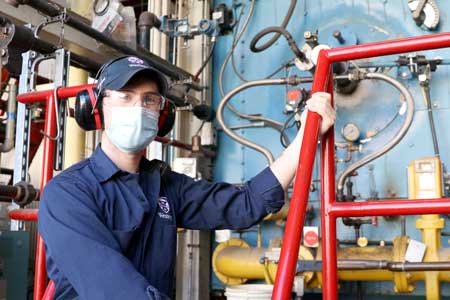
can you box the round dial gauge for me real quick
[341,123,361,142]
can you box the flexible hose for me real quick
[337,72,415,192]
[193,41,216,81]
[219,0,255,97]
[250,26,306,61]
[249,0,297,53]
[218,0,291,151]
[217,77,311,164]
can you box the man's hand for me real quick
[271,92,336,190]
[300,92,336,135]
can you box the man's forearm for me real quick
[269,126,305,190]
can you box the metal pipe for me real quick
[42,281,55,300]
[327,33,450,63]
[421,82,440,157]
[0,182,39,205]
[1,16,190,105]
[0,16,100,72]
[8,208,37,221]
[320,69,338,300]
[32,93,58,300]
[216,122,290,146]
[329,198,450,217]
[0,79,16,152]
[155,136,215,158]
[17,0,193,80]
[305,260,450,272]
[17,84,96,103]
[272,55,331,300]
[217,77,310,164]
[337,72,415,192]
[0,184,21,198]
[137,12,161,49]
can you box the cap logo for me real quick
[128,57,145,65]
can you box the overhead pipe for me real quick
[14,0,193,80]
[0,16,100,72]
[336,72,415,197]
[0,16,196,107]
[273,32,450,300]
[137,12,162,49]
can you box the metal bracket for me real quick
[33,9,68,47]
[53,48,69,171]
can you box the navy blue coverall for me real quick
[38,146,285,299]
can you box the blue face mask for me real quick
[105,106,159,153]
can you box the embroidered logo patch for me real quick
[158,197,170,214]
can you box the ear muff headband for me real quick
[87,87,102,129]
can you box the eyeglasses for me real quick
[104,90,165,110]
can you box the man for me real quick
[38,56,335,300]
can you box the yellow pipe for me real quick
[213,238,314,285]
[417,214,444,300]
[213,237,450,291]
[215,246,267,280]
[408,157,444,300]
[63,0,90,168]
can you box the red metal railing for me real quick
[273,32,450,300]
[8,83,214,300]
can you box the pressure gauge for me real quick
[408,0,440,30]
[93,0,110,16]
[341,123,360,142]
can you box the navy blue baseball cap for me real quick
[96,56,168,96]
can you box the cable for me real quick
[279,110,298,148]
[250,26,305,61]
[219,0,256,93]
[194,120,205,137]
[193,40,216,81]
[279,96,307,148]
[249,0,297,53]
[217,76,312,164]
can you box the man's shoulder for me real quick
[43,158,95,193]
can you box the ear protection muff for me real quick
[157,99,176,137]
[74,56,176,137]
[74,86,104,131]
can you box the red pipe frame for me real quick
[273,32,450,300]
